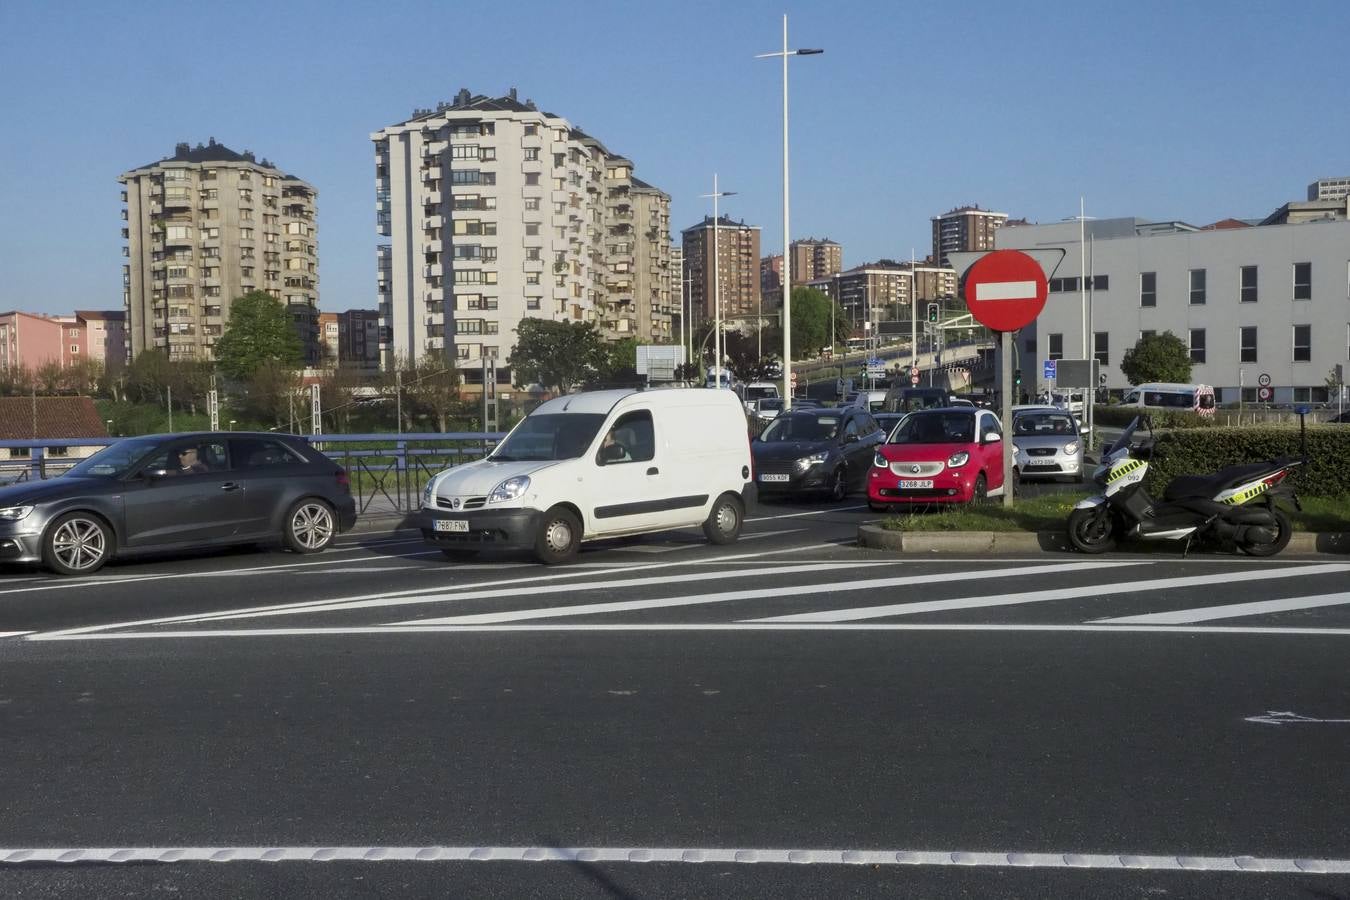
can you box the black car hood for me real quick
[752,440,834,462]
[0,476,108,506]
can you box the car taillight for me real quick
[335,468,351,492]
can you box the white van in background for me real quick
[1118,383,1216,416]
[741,381,780,415]
[420,389,752,563]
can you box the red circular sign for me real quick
[963,250,1048,333]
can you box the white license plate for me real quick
[899,479,934,489]
[1026,459,1058,466]
[759,473,791,483]
[434,519,470,533]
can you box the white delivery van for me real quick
[420,389,752,563]
[741,381,780,415]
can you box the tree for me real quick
[1119,331,1193,385]
[239,359,302,428]
[401,352,465,433]
[788,286,841,361]
[213,290,303,381]
[508,319,607,394]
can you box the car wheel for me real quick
[534,505,581,564]
[703,493,744,545]
[43,512,114,577]
[828,467,847,502]
[971,473,988,504]
[283,499,337,553]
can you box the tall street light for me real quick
[757,15,822,409]
[701,176,736,383]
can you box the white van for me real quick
[847,389,889,412]
[741,381,780,415]
[420,389,752,563]
[1118,383,1216,416]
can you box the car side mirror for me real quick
[984,432,1001,444]
[844,433,860,444]
[143,468,171,479]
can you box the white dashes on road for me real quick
[1098,591,1350,625]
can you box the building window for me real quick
[525,272,540,285]
[1188,328,1205,364]
[1139,272,1156,307]
[524,124,538,136]
[524,197,540,210]
[1140,330,1156,341]
[1047,332,1063,361]
[525,223,540,236]
[524,173,540,186]
[1240,265,1258,303]
[1292,324,1311,362]
[1189,268,1206,305]
[525,247,541,261]
[523,148,539,161]
[526,297,541,310]
[1293,262,1311,300]
[1240,326,1258,363]
[1048,277,1080,294]
[1093,331,1109,367]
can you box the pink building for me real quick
[0,310,127,372]
[75,310,128,370]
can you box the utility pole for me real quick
[167,384,173,434]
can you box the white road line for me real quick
[408,562,1134,626]
[747,505,867,522]
[1098,591,1350,625]
[26,545,845,639]
[37,623,1350,639]
[0,631,33,638]
[752,563,1350,623]
[0,844,1345,873]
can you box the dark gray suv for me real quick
[0,432,357,576]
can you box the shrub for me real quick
[1093,405,1215,429]
[1145,426,1350,498]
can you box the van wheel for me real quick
[534,506,581,564]
[703,493,744,545]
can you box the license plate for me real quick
[1026,459,1057,467]
[434,519,470,533]
[759,473,791,483]
[899,479,934,489]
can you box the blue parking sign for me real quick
[1042,359,1057,380]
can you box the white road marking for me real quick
[753,563,1350,623]
[37,623,1350,640]
[0,844,1345,873]
[0,631,33,638]
[409,562,1134,626]
[975,280,1039,302]
[1098,591,1350,625]
[1245,710,1350,726]
[26,545,846,639]
[747,505,867,522]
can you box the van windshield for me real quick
[744,385,777,401]
[491,413,608,462]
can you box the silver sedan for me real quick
[1011,408,1084,483]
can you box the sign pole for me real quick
[1000,330,1013,508]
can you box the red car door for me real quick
[980,412,1005,490]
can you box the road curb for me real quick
[858,524,1350,555]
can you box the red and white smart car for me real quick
[867,408,1007,510]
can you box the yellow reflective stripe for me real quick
[1107,459,1144,481]
[1221,483,1269,505]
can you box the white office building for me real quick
[997,217,1350,404]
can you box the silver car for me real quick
[1011,408,1084,483]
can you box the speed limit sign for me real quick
[1258,373,1272,387]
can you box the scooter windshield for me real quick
[1106,417,1143,457]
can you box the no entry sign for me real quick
[962,250,1048,333]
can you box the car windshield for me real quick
[1013,412,1077,436]
[888,412,975,444]
[757,398,784,412]
[745,386,777,401]
[63,437,164,478]
[760,413,840,443]
[491,413,607,462]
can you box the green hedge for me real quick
[1093,405,1216,429]
[1146,426,1350,498]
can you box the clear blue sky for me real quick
[2,0,1346,315]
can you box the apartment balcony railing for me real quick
[424,215,444,230]
[421,167,442,182]
[424,263,443,278]
[423,239,443,254]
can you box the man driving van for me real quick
[599,427,633,464]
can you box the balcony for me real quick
[425,287,443,303]
[421,167,442,182]
[424,190,442,205]
[424,215,444,230]
[424,263,443,278]
[421,141,448,158]
[423,239,443,254]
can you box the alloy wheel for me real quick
[51,517,107,572]
[292,503,335,550]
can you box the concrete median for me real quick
[859,523,1349,555]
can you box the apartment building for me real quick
[372,89,672,373]
[760,254,784,309]
[790,238,843,284]
[681,216,762,324]
[119,140,320,363]
[0,311,126,372]
[1308,177,1350,202]
[808,262,958,331]
[931,205,1008,267]
[629,178,674,342]
[75,311,127,370]
[319,312,341,364]
[339,309,380,368]
[996,216,1350,403]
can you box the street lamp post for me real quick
[701,176,736,385]
[757,15,822,411]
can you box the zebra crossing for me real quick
[24,555,1350,641]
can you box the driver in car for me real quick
[176,447,209,474]
[600,428,633,463]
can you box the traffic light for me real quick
[1013,369,1022,387]
[927,303,939,324]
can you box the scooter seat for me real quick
[1162,461,1276,502]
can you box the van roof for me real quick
[1134,383,1207,391]
[532,388,742,416]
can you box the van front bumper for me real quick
[418,507,542,550]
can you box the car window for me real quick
[140,439,229,476]
[889,412,975,444]
[1014,413,1075,435]
[844,417,861,437]
[980,415,1002,439]
[598,410,654,465]
[232,438,306,469]
[761,413,841,443]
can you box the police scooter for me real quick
[1067,415,1304,556]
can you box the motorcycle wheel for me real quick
[1068,505,1116,554]
[1238,509,1293,557]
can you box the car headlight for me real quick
[1011,443,1021,456]
[1063,441,1080,455]
[873,452,887,468]
[422,481,436,509]
[947,451,970,467]
[799,452,829,468]
[488,475,530,504]
[0,505,33,521]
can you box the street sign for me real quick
[1098,371,1108,386]
[910,375,920,385]
[867,356,882,367]
[1042,359,1056,380]
[962,249,1049,333]
[909,366,919,377]
[1054,359,1097,389]
[789,372,798,385]
[1257,386,1273,402]
[1258,373,1272,387]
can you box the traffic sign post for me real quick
[1042,359,1056,382]
[964,250,1051,509]
[1258,386,1273,403]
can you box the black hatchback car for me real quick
[751,408,886,500]
[0,432,356,576]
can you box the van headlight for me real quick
[488,475,530,504]
[0,505,33,521]
[422,480,436,509]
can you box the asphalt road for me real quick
[2,493,1348,898]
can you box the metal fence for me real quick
[0,433,506,515]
